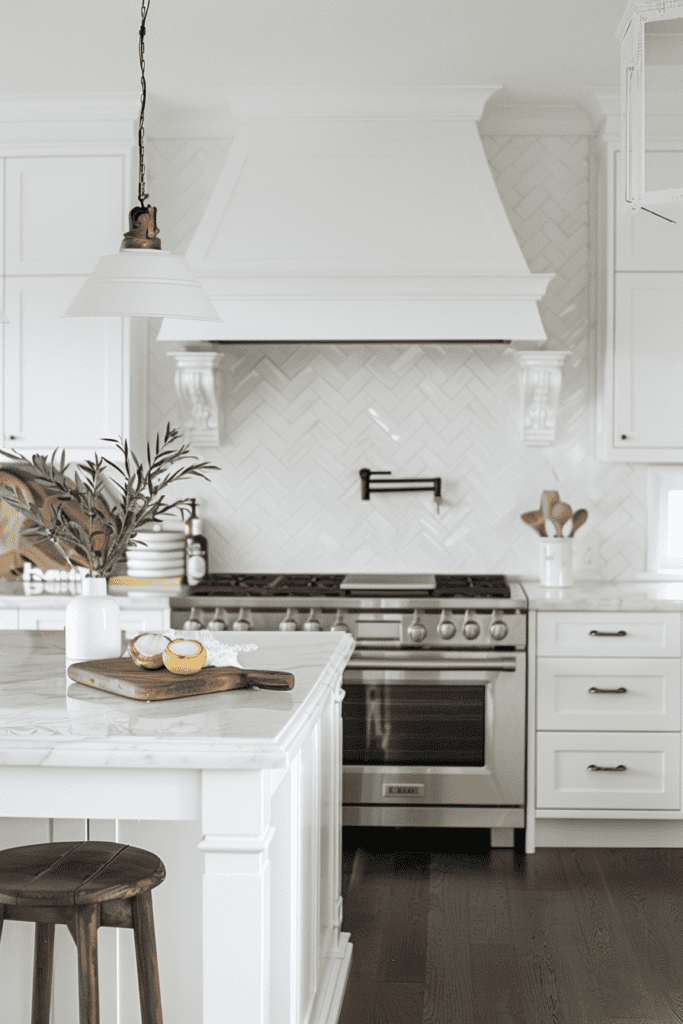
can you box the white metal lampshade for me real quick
[64,248,221,320]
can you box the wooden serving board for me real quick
[67,658,295,701]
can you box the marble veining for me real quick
[0,630,355,769]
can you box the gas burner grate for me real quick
[187,574,345,597]
[187,573,511,599]
[435,575,511,599]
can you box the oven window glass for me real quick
[342,683,485,767]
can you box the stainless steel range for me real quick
[171,573,527,837]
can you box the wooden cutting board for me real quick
[67,658,295,701]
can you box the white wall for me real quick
[145,125,649,579]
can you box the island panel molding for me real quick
[168,351,224,447]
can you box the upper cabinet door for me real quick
[615,150,683,271]
[4,156,126,275]
[2,276,124,454]
[613,272,683,451]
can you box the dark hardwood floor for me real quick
[338,827,683,1024]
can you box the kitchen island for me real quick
[0,629,354,1024]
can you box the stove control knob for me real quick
[462,611,480,641]
[303,609,322,631]
[489,613,508,641]
[279,608,299,631]
[182,607,203,630]
[207,607,226,630]
[437,611,456,640]
[232,608,252,631]
[330,610,350,632]
[407,610,427,644]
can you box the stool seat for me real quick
[0,840,165,1023]
[0,841,165,906]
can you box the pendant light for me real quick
[65,1,221,321]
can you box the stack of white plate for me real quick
[126,529,186,579]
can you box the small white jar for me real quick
[539,537,573,587]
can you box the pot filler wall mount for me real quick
[171,574,528,842]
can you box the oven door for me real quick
[342,654,526,808]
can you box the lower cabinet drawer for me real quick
[536,732,681,810]
[537,658,681,731]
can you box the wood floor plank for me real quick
[561,848,662,1022]
[372,982,424,1024]
[422,852,476,1024]
[595,848,683,1023]
[381,850,430,984]
[470,941,523,1024]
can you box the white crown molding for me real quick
[479,102,594,136]
[0,91,139,145]
[215,86,502,122]
[168,351,224,447]
[590,86,683,141]
[506,350,570,446]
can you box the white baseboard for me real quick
[535,817,683,848]
[310,935,353,1024]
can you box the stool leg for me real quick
[31,922,55,1024]
[74,904,100,1024]
[132,890,163,1024]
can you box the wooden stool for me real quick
[0,840,165,1024]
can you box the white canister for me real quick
[539,537,573,587]
[65,577,122,684]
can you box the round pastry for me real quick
[162,638,207,675]
[128,632,172,670]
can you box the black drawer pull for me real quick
[589,629,627,637]
[587,764,627,772]
[588,686,627,694]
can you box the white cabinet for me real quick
[598,142,683,460]
[0,124,145,462]
[536,610,683,818]
[3,277,126,456]
[612,273,683,451]
[4,156,125,275]
[1,602,169,635]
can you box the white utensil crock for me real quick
[65,577,121,685]
[539,537,573,587]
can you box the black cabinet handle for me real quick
[587,764,626,772]
[588,686,627,694]
[589,629,627,637]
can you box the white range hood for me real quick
[158,88,552,343]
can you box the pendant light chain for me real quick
[137,0,151,206]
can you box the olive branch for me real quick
[0,424,219,578]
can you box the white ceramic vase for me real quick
[65,576,122,665]
[539,537,573,587]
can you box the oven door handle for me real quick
[347,659,518,671]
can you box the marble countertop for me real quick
[521,579,683,611]
[0,579,171,609]
[0,630,355,770]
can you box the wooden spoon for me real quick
[550,501,573,538]
[540,490,560,520]
[568,508,588,536]
[520,510,547,537]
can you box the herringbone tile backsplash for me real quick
[147,133,648,579]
